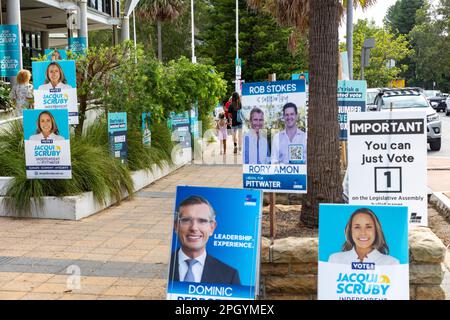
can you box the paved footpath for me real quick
[0,165,241,300]
[0,151,449,299]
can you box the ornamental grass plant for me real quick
[0,116,175,215]
[0,120,132,215]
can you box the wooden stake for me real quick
[270,192,276,243]
[340,141,347,170]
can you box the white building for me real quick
[1,0,134,70]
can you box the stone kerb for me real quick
[260,227,447,300]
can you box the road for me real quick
[428,112,450,158]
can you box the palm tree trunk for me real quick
[300,0,343,227]
[157,20,162,61]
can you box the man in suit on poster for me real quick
[168,195,241,285]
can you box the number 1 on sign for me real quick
[384,171,391,188]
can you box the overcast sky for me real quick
[339,0,398,42]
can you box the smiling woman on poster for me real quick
[29,111,64,141]
[38,62,72,90]
[328,208,399,265]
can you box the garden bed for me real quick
[0,156,190,220]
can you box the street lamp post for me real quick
[235,0,241,94]
[360,37,375,80]
[346,0,353,80]
[191,0,196,63]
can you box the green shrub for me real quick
[126,119,174,171]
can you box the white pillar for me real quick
[41,31,49,50]
[6,0,23,72]
[120,15,130,42]
[79,0,88,47]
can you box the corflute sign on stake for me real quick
[167,186,262,300]
[32,60,78,125]
[318,204,409,300]
[347,111,427,226]
[241,79,307,193]
[338,80,366,140]
[23,109,72,179]
[108,112,128,163]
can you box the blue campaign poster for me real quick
[0,25,20,77]
[141,112,151,147]
[241,79,307,193]
[23,109,72,179]
[108,112,127,163]
[318,204,409,300]
[338,80,367,140]
[32,60,77,89]
[292,72,309,84]
[32,60,78,124]
[168,111,191,148]
[190,105,200,139]
[167,186,263,300]
[44,49,68,61]
[68,37,87,56]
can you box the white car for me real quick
[446,95,450,116]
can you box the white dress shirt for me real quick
[178,249,207,283]
[271,128,307,164]
[328,248,400,265]
[243,129,270,164]
[38,82,72,90]
[29,132,64,141]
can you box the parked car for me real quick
[366,88,381,111]
[423,89,447,113]
[371,88,442,151]
[446,95,450,116]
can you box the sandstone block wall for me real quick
[260,227,447,300]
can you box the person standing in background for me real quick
[9,69,34,117]
[227,92,243,154]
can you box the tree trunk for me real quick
[300,0,343,227]
[75,94,88,136]
[157,20,162,61]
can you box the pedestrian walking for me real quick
[227,92,243,154]
[216,113,228,155]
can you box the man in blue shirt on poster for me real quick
[169,195,241,285]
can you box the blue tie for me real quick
[184,259,198,282]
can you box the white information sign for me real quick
[347,111,427,226]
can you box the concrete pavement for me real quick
[0,164,242,300]
[0,150,448,299]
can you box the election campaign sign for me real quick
[0,25,20,77]
[338,80,366,140]
[108,112,127,163]
[32,60,78,125]
[44,49,68,61]
[141,112,151,147]
[167,186,262,300]
[68,37,87,56]
[347,111,427,226]
[318,204,409,300]
[168,111,191,148]
[190,105,200,139]
[23,109,72,179]
[241,79,307,193]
